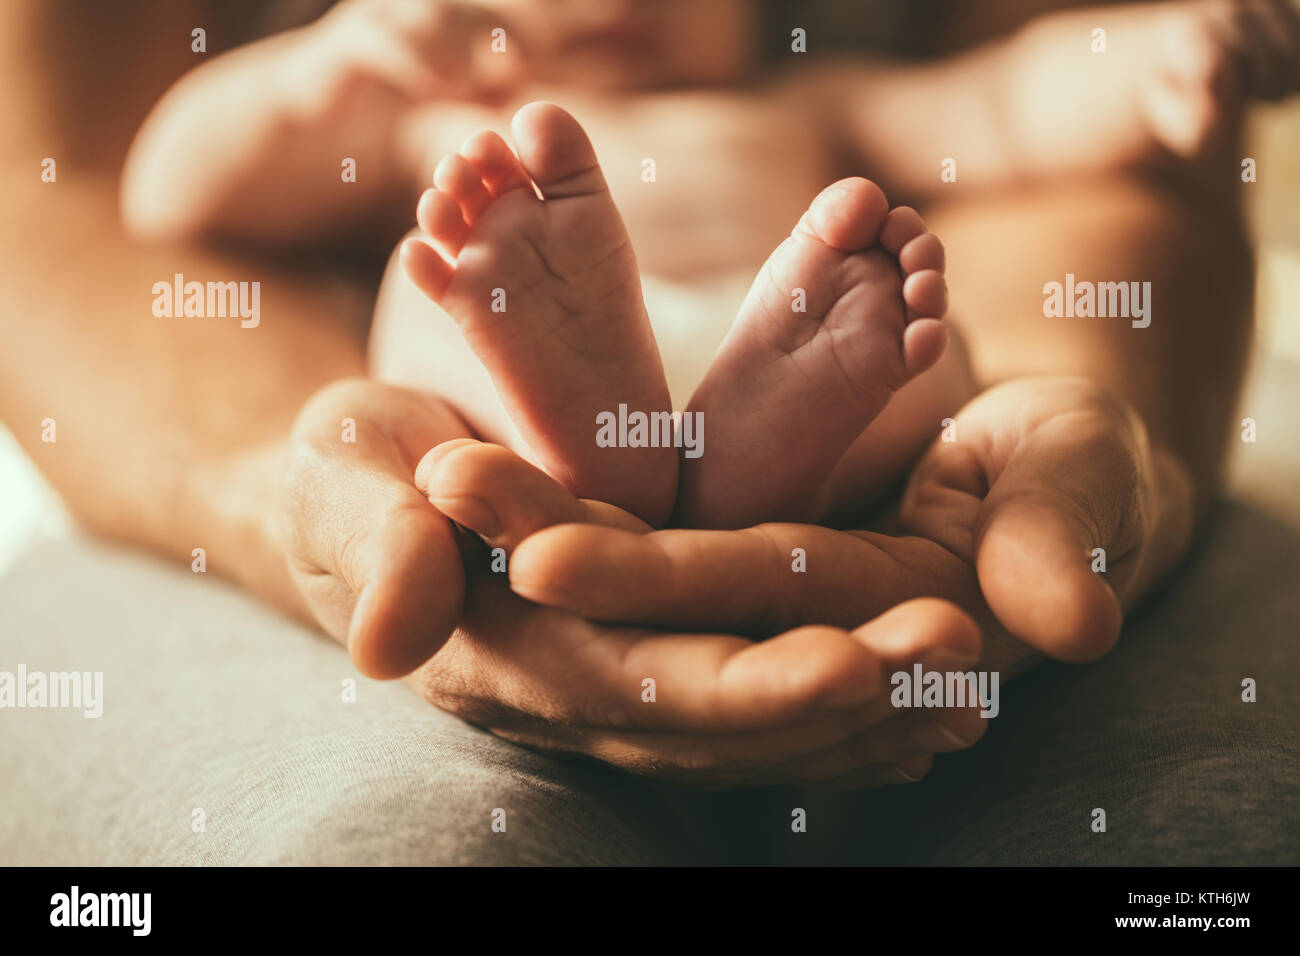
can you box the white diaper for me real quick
[640,269,752,409]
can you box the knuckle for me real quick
[292,377,371,439]
[739,524,801,630]
[415,657,498,724]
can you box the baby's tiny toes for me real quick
[903,269,948,319]
[899,232,945,275]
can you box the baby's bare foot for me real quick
[402,102,676,526]
[675,178,947,529]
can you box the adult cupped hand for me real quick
[417,439,994,788]
[279,377,988,787]
[470,377,1196,678]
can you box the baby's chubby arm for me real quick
[120,0,522,249]
[793,25,1135,201]
[799,1,1300,203]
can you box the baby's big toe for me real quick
[797,177,890,252]
[510,101,608,199]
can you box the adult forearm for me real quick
[929,170,1252,521]
[0,180,368,616]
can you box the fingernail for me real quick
[907,721,973,753]
[819,676,884,711]
[422,438,482,470]
[511,580,582,613]
[429,495,501,539]
[416,438,482,489]
[893,762,925,783]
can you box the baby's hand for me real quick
[308,0,528,108]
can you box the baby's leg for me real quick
[813,323,977,527]
[674,179,949,529]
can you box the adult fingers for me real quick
[779,600,989,783]
[900,378,1194,661]
[508,519,972,636]
[416,439,650,553]
[478,599,981,787]
[282,380,471,678]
